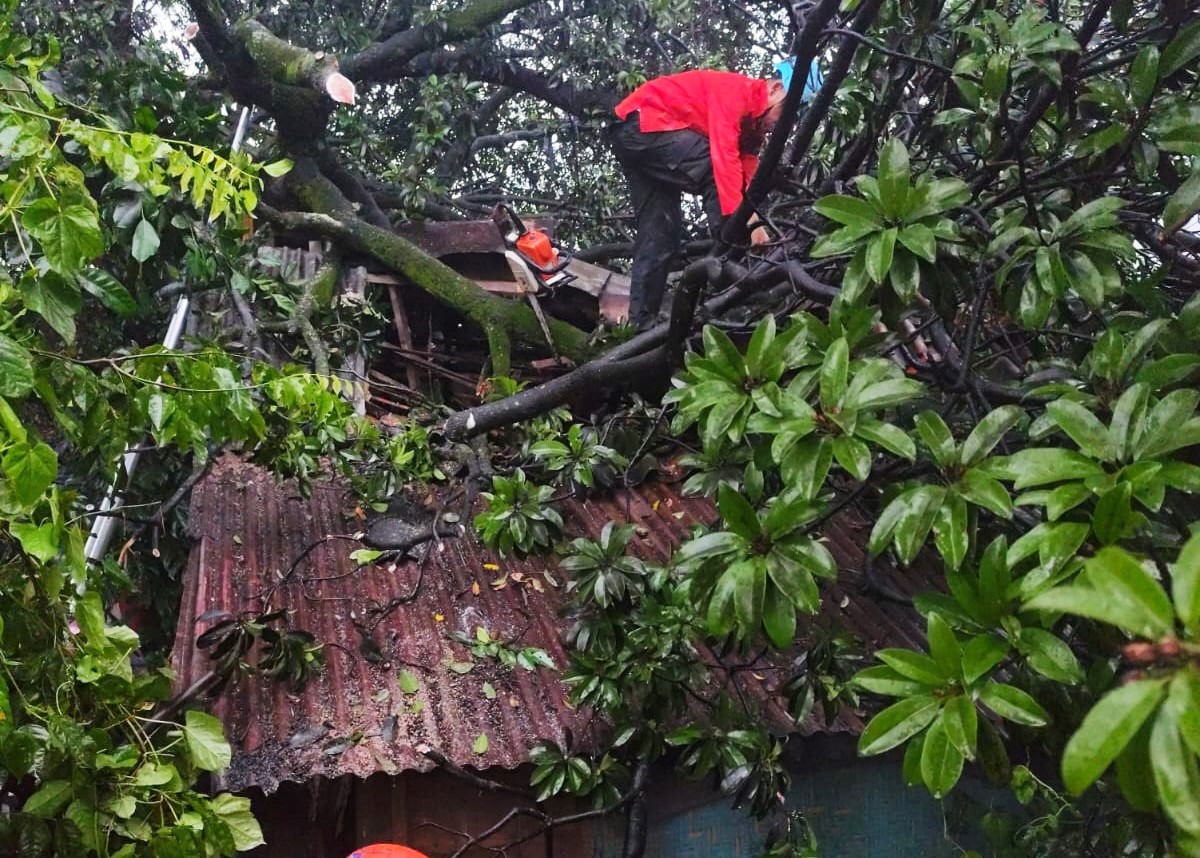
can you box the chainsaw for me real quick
[492,204,576,362]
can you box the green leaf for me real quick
[1150,705,1200,834]
[1116,722,1158,812]
[1062,678,1166,795]
[853,665,934,696]
[21,197,103,276]
[78,268,136,317]
[743,315,776,378]
[1016,627,1083,684]
[876,648,945,686]
[3,441,57,507]
[819,338,849,409]
[1161,18,1200,77]
[20,273,80,343]
[1092,482,1132,546]
[895,486,945,565]
[1129,45,1159,109]
[832,435,872,482]
[734,559,766,637]
[1066,251,1105,308]
[908,178,970,219]
[858,695,940,756]
[1174,532,1200,635]
[211,793,266,851]
[24,780,73,818]
[897,223,937,263]
[961,635,1008,685]
[184,710,232,771]
[933,493,969,572]
[979,682,1050,726]
[1085,548,1174,638]
[958,469,1013,518]
[1168,669,1200,759]
[916,412,956,468]
[134,761,177,787]
[877,138,910,219]
[888,249,920,302]
[1108,384,1149,461]
[927,613,962,680]
[855,418,916,460]
[920,716,964,797]
[0,335,35,398]
[865,227,897,284]
[399,669,420,694]
[131,219,160,263]
[1152,104,1200,155]
[813,194,883,228]
[263,158,295,177]
[718,483,761,541]
[1006,448,1104,490]
[11,522,59,562]
[961,405,1023,467]
[853,378,922,410]
[868,489,915,555]
[1061,197,1125,237]
[677,531,741,565]
[1164,163,1200,235]
[1047,399,1112,460]
[762,585,796,648]
[473,733,489,754]
[942,695,978,759]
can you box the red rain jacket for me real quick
[615,70,769,216]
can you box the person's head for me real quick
[742,78,786,149]
[760,78,787,131]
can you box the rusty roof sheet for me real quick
[172,455,935,793]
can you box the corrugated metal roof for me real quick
[172,455,935,793]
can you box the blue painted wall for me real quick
[594,746,952,857]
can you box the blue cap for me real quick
[774,57,823,104]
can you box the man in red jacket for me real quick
[610,69,786,329]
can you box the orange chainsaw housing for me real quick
[348,846,429,858]
[514,229,558,272]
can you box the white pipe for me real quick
[85,297,191,564]
[231,106,251,153]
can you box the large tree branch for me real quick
[435,87,516,186]
[406,50,616,116]
[342,0,537,82]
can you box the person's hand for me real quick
[750,222,771,245]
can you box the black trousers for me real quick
[609,113,724,328]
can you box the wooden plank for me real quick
[394,215,556,258]
[387,285,422,392]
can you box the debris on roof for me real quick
[172,455,936,793]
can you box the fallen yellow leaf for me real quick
[471,582,481,596]
[530,577,544,593]
[434,613,444,622]
[483,562,499,571]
